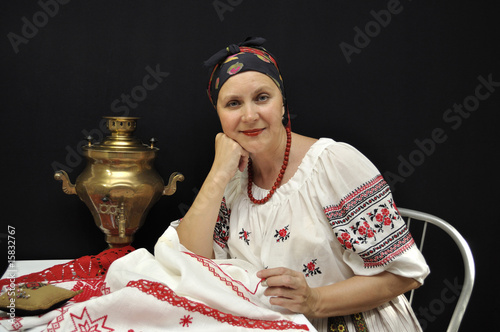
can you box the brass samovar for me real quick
[54,116,184,248]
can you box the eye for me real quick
[256,94,270,102]
[226,100,240,108]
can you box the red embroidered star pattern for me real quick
[179,315,193,327]
[69,307,114,332]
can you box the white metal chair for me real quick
[398,208,475,332]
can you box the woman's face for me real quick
[216,71,285,155]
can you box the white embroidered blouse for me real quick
[213,138,430,331]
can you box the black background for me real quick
[1,1,498,330]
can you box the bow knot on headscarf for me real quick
[226,44,240,55]
[203,36,266,67]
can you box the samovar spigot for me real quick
[117,202,126,238]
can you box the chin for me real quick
[243,141,269,156]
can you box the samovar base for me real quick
[105,234,136,248]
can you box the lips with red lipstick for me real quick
[241,128,265,137]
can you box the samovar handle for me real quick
[54,170,77,195]
[163,172,184,196]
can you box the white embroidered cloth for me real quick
[0,229,313,331]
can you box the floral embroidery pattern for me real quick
[179,315,193,327]
[327,313,368,332]
[302,259,321,277]
[336,201,400,251]
[274,225,290,242]
[323,175,416,268]
[336,231,359,251]
[239,228,251,245]
[366,202,397,232]
[343,201,399,249]
[352,312,369,331]
[352,220,376,243]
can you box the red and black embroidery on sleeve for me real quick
[323,175,415,269]
[214,197,231,249]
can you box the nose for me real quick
[241,103,259,122]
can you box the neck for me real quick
[250,127,290,189]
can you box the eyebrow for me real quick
[253,86,273,95]
[221,85,274,101]
[219,94,241,103]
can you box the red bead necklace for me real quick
[247,127,291,204]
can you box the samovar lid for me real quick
[84,116,157,152]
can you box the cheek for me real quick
[264,103,285,124]
[218,112,239,133]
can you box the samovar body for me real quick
[55,117,183,247]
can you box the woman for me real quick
[175,37,429,331]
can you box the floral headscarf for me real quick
[205,37,286,113]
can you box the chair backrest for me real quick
[398,208,475,332]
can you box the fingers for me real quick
[257,267,316,315]
[258,267,297,287]
[238,153,249,172]
[213,133,249,178]
[215,133,247,159]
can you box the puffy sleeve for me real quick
[316,141,430,284]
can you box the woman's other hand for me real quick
[258,268,420,318]
[257,267,319,317]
